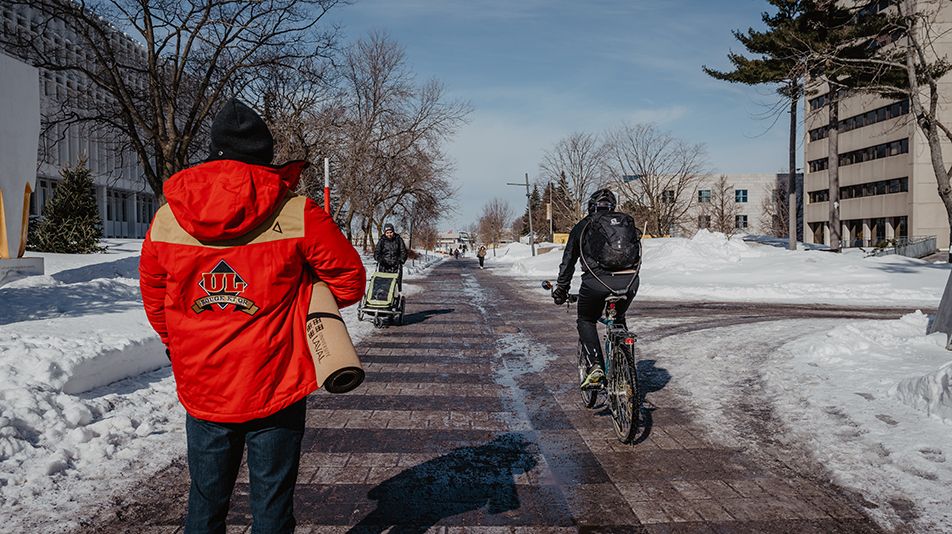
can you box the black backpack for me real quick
[581,212,641,271]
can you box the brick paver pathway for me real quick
[88,258,889,533]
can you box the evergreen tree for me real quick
[704,0,813,251]
[551,171,577,232]
[519,185,544,237]
[28,161,104,253]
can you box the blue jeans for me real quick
[185,399,306,534]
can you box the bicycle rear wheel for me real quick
[608,340,640,443]
[577,342,598,408]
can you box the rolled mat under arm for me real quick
[306,281,365,394]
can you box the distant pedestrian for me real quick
[139,98,365,534]
[477,246,487,269]
[453,248,460,260]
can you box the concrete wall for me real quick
[0,52,39,258]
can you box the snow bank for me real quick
[894,360,952,424]
[772,313,952,529]
[492,230,951,307]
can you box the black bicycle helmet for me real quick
[587,188,617,214]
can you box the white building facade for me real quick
[1,3,157,239]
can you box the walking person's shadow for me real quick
[348,433,538,533]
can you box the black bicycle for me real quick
[543,280,641,443]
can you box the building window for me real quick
[735,215,748,229]
[809,176,907,203]
[808,189,830,203]
[698,190,711,203]
[807,100,909,142]
[808,158,829,173]
[839,138,908,166]
[735,189,748,203]
[662,190,675,204]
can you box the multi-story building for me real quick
[1,3,157,239]
[802,1,952,249]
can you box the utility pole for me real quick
[546,181,553,241]
[507,173,535,256]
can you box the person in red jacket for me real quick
[139,98,365,534]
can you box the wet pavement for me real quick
[80,258,921,533]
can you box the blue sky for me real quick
[330,0,799,229]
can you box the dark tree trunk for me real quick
[788,94,798,250]
[827,91,841,251]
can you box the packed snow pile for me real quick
[491,231,952,306]
[893,357,952,424]
[770,312,952,529]
[0,239,412,532]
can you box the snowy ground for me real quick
[490,231,952,307]
[646,315,952,531]
[490,231,952,531]
[0,240,440,533]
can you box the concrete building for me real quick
[690,173,786,235]
[615,173,794,237]
[1,3,157,239]
[803,1,952,249]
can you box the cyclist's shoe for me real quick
[580,366,605,390]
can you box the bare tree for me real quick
[331,32,469,249]
[478,198,513,256]
[0,0,343,201]
[760,181,790,238]
[705,175,741,237]
[606,123,708,236]
[414,221,438,252]
[539,132,609,222]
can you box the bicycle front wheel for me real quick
[608,341,640,443]
[577,342,598,408]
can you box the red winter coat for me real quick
[139,159,365,423]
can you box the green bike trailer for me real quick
[357,270,406,327]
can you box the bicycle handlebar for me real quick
[540,280,578,305]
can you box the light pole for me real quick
[507,173,535,256]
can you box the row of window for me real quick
[809,89,847,111]
[697,215,748,230]
[807,177,908,203]
[697,189,748,203]
[807,137,908,172]
[808,99,909,141]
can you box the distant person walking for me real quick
[477,245,487,269]
[139,98,365,534]
[453,248,460,260]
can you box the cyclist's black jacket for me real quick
[556,213,638,288]
[374,233,407,270]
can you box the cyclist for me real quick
[374,223,407,291]
[552,189,641,389]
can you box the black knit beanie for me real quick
[207,98,274,166]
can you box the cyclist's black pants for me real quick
[577,272,639,369]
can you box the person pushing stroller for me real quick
[374,223,407,291]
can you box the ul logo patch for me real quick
[191,260,260,315]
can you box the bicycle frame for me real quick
[599,298,634,378]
